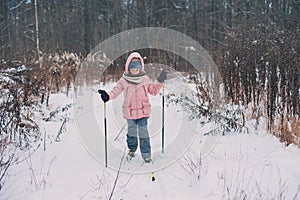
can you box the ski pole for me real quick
[104,102,108,167]
[161,69,169,154]
[162,83,165,153]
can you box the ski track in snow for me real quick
[1,82,300,200]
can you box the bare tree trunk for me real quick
[0,0,9,53]
[34,0,41,67]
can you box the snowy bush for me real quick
[0,52,81,191]
[166,72,248,136]
[0,66,41,190]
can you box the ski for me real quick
[113,124,126,141]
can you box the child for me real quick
[98,52,167,163]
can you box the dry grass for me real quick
[271,115,300,147]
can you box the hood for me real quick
[125,52,145,74]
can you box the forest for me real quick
[0,0,299,191]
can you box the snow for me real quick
[4,65,27,73]
[1,78,300,200]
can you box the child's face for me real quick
[130,68,140,75]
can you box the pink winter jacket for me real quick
[108,52,162,119]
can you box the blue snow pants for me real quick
[126,117,151,160]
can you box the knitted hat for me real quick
[128,60,142,70]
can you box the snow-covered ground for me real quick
[1,79,300,200]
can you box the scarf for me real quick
[123,72,146,84]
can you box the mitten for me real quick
[157,69,168,83]
[98,90,109,102]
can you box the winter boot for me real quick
[144,157,152,163]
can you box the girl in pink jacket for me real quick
[98,52,167,163]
